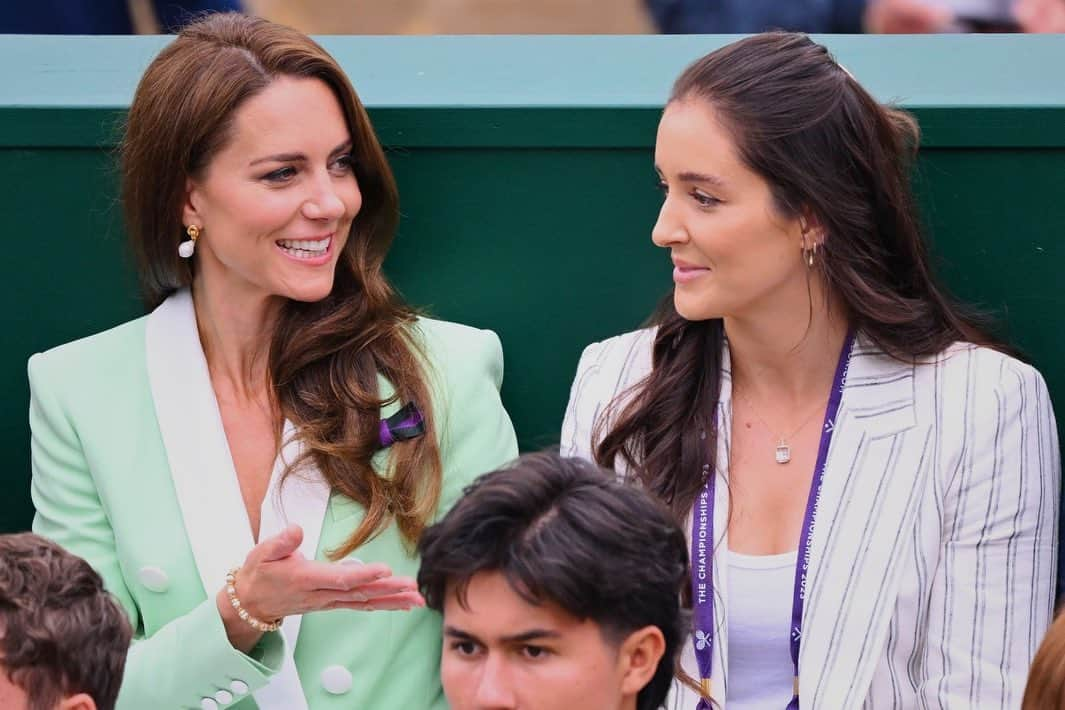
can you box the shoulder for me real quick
[410,316,504,389]
[916,341,1049,400]
[28,317,148,392]
[572,326,657,401]
[576,327,657,380]
[561,327,657,459]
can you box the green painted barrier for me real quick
[2,34,1064,535]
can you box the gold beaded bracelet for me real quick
[225,567,283,633]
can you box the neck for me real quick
[191,277,281,403]
[725,285,850,406]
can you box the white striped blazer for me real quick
[561,328,1060,709]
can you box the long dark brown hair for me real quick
[121,13,441,555]
[596,32,1003,525]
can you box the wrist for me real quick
[226,567,283,633]
[216,587,264,653]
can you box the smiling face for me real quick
[653,98,814,323]
[440,571,655,710]
[182,76,361,304]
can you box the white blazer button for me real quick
[214,690,233,705]
[230,680,249,696]
[137,566,170,593]
[200,699,218,710]
[321,665,353,695]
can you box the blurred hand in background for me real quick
[864,0,955,32]
[1015,0,1065,31]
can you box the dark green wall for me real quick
[2,34,1065,533]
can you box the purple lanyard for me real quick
[691,331,855,709]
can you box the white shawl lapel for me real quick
[146,288,331,710]
[796,335,931,708]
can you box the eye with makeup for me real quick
[261,165,297,184]
[690,189,721,208]
[329,153,355,176]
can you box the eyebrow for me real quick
[248,140,353,167]
[654,166,726,188]
[444,626,562,644]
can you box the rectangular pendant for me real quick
[775,443,791,464]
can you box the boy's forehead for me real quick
[443,570,588,636]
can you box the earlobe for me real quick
[618,625,667,697]
[57,692,97,710]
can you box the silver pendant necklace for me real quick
[733,388,827,464]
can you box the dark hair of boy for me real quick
[418,452,690,710]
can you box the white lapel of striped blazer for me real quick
[794,334,933,708]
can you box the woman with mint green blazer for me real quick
[29,13,517,710]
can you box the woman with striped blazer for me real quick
[561,33,1059,710]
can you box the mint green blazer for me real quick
[29,290,519,710]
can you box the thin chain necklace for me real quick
[733,386,828,464]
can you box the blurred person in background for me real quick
[417,452,690,710]
[0,533,132,710]
[28,11,517,710]
[645,0,1027,33]
[0,0,242,34]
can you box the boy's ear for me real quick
[617,625,667,698]
[58,693,97,710]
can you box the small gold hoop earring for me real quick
[179,224,200,259]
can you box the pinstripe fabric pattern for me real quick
[560,328,1059,710]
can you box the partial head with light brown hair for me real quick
[0,533,132,710]
[1023,610,1065,710]
[121,12,442,555]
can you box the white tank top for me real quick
[726,549,798,709]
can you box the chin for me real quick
[281,279,336,304]
[673,292,722,322]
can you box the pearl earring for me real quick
[179,225,200,258]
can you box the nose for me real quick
[473,654,517,709]
[651,194,688,248]
[301,173,348,222]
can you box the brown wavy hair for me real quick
[596,32,1003,525]
[0,533,132,710]
[121,12,441,555]
[1023,609,1065,710]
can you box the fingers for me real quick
[327,590,427,612]
[301,561,396,592]
[256,524,304,563]
[342,577,420,601]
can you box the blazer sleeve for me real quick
[28,353,285,709]
[560,341,604,462]
[431,325,519,514]
[919,357,1060,707]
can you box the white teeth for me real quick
[278,237,331,251]
[278,236,331,259]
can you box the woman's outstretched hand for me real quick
[216,524,425,652]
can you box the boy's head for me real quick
[0,533,131,710]
[418,453,689,710]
